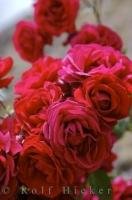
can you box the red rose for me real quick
[74,70,131,124]
[97,25,123,50]
[0,115,21,136]
[70,24,123,50]
[0,57,13,88]
[70,24,99,46]
[14,82,62,132]
[101,132,117,172]
[34,0,79,36]
[18,135,77,198]
[0,155,17,200]
[101,151,117,172]
[59,44,132,84]
[112,177,132,200]
[43,100,110,172]
[0,178,18,200]
[15,56,62,95]
[13,21,51,62]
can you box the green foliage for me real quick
[114,118,129,138]
[88,170,112,200]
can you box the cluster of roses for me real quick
[13,0,79,62]
[2,43,129,199]
[0,0,132,199]
[13,0,123,63]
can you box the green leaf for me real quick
[88,169,112,200]
[114,119,129,138]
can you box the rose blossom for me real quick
[15,56,62,95]
[0,57,13,88]
[0,131,22,155]
[70,24,99,46]
[0,175,18,200]
[13,20,51,62]
[43,100,110,172]
[0,130,21,200]
[18,135,78,198]
[112,177,132,200]
[0,155,17,200]
[70,24,123,50]
[0,115,21,136]
[97,24,123,50]
[82,188,99,200]
[34,0,79,36]
[59,44,132,84]
[14,82,62,132]
[101,151,117,172]
[74,70,131,124]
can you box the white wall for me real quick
[0,0,33,31]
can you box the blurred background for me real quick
[0,0,132,178]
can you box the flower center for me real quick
[91,90,111,111]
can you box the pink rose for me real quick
[43,100,110,172]
[59,44,132,84]
[0,130,21,200]
[0,115,21,136]
[112,177,132,200]
[0,131,22,155]
[82,188,99,200]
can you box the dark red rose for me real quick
[18,135,78,198]
[70,24,99,46]
[69,24,123,50]
[34,0,79,36]
[112,177,132,200]
[0,57,13,88]
[0,155,17,200]
[74,70,131,124]
[15,56,62,95]
[0,178,18,200]
[101,151,117,172]
[43,100,110,173]
[97,24,123,50]
[13,20,51,62]
[101,132,117,172]
[14,82,62,132]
